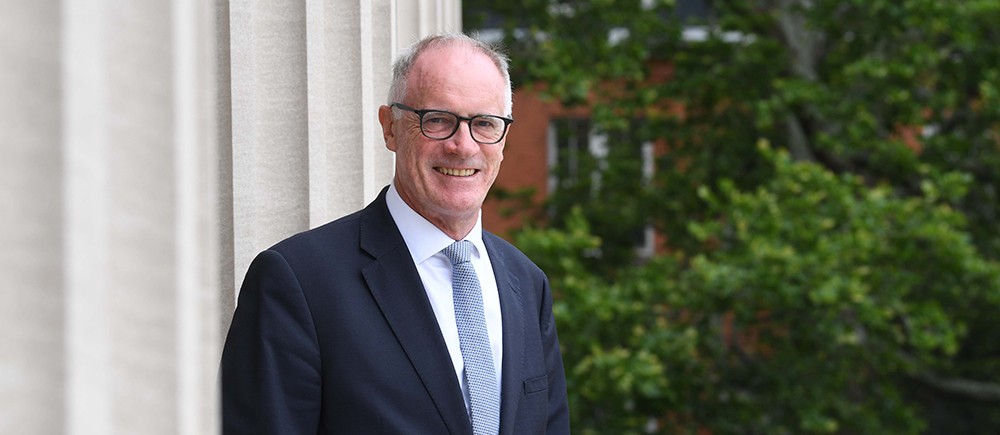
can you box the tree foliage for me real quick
[519,147,1000,434]
[466,0,1000,433]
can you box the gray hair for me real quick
[387,33,513,117]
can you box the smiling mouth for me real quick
[436,167,477,177]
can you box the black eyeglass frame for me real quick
[391,102,514,145]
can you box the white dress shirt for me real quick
[385,183,504,410]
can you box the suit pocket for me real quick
[523,375,548,395]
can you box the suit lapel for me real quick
[485,234,526,435]
[359,189,472,435]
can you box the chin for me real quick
[435,197,485,217]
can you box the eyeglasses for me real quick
[391,103,513,145]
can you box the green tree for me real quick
[465,1,1000,433]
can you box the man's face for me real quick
[379,45,508,235]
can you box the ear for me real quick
[378,105,397,152]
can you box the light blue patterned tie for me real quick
[442,240,500,435]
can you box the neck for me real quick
[426,214,477,241]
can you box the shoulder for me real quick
[270,209,364,258]
[484,231,545,278]
[268,186,396,260]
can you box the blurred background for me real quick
[465,1,1000,434]
[3,0,998,434]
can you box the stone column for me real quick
[60,0,222,433]
[0,1,63,433]
[1,0,222,433]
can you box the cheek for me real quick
[401,143,436,179]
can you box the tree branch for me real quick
[775,0,825,82]
[914,372,1000,402]
[785,113,818,162]
[774,0,828,162]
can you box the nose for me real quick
[443,119,479,156]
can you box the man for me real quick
[221,33,570,434]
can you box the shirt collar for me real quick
[386,182,486,265]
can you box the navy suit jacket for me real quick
[221,187,570,434]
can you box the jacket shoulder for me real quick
[484,231,544,277]
[267,209,364,261]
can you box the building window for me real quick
[547,118,606,194]
[547,117,656,258]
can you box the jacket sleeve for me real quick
[221,249,322,434]
[540,274,571,434]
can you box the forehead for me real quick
[406,44,506,113]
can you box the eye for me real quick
[472,116,503,130]
[419,112,456,135]
[423,112,455,125]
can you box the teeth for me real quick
[438,167,475,177]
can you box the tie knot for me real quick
[442,240,473,265]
